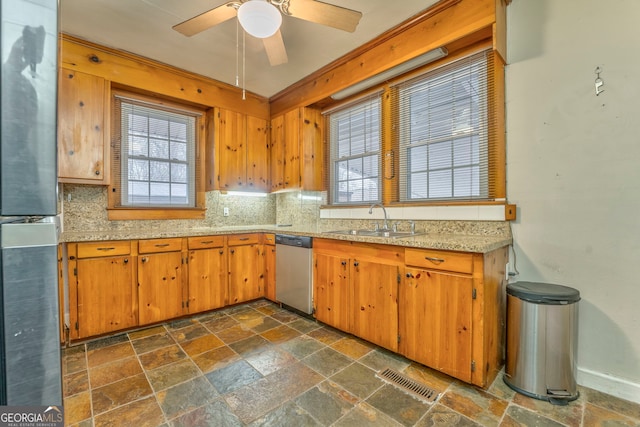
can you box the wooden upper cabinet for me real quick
[214,108,270,192]
[57,68,109,184]
[270,107,324,192]
[270,114,285,192]
[216,109,246,190]
[246,115,270,191]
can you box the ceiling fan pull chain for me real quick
[242,29,246,100]
[235,18,240,87]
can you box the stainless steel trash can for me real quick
[504,281,580,405]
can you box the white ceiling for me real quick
[60,0,440,98]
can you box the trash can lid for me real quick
[507,281,580,304]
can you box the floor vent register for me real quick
[376,368,440,403]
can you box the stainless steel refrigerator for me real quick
[0,0,61,406]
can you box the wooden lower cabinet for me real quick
[314,238,508,388]
[400,267,473,382]
[228,234,263,304]
[68,241,137,340]
[138,238,185,326]
[313,240,402,352]
[314,252,350,332]
[187,236,228,312]
[263,234,276,302]
[351,259,399,352]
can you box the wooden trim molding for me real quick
[269,0,499,115]
[59,34,269,120]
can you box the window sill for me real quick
[107,207,206,221]
[320,203,512,221]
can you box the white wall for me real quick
[506,0,640,402]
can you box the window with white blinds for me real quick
[116,98,198,207]
[327,94,382,204]
[393,50,492,202]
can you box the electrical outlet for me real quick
[223,207,229,217]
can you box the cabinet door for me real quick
[314,253,350,331]
[400,268,473,382]
[228,244,262,304]
[188,248,228,313]
[283,108,300,189]
[246,115,270,191]
[138,252,184,325]
[300,107,324,191]
[217,109,247,190]
[270,114,285,192]
[57,68,108,183]
[76,256,136,338]
[264,244,276,301]
[351,259,399,352]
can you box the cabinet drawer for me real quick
[262,233,275,246]
[138,238,183,254]
[405,248,473,274]
[227,233,260,246]
[188,235,225,250]
[77,241,131,258]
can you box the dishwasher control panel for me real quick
[275,234,313,248]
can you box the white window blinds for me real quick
[117,99,198,207]
[393,50,493,202]
[327,94,382,205]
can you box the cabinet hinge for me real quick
[397,273,401,284]
[74,321,79,331]
[73,267,77,276]
[471,360,476,372]
[397,335,401,344]
[472,288,477,299]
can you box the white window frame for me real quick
[327,94,383,205]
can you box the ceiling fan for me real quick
[172,0,363,66]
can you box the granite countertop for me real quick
[61,224,511,254]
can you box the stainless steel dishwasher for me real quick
[275,234,313,315]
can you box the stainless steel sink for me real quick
[324,229,426,239]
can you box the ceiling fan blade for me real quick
[287,0,362,33]
[263,30,288,66]
[173,3,237,37]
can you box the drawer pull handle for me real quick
[155,243,170,247]
[97,247,115,251]
[425,256,445,263]
[238,237,250,241]
[201,240,214,244]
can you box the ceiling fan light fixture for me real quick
[237,0,282,39]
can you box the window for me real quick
[327,94,382,204]
[325,49,501,207]
[109,92,205,219]
[395,51,491,202]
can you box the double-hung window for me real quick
[327,94,382,204]
[395,51,491,202]
[109,92,204,219]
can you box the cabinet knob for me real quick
[353,261,359,267]
[341,261,347,266]
[124,258,129,264]
[95,170,101,176]
[219,250,224,255]
[406,272,413,278]
[141,257,148,263]
[230,249,235,254]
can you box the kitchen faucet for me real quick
[368,203,389,231]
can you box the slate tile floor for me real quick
[62,300,640,426]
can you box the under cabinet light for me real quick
[226,191,268,197]
[330,47,448,100]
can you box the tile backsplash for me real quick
[60,185,510,239]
